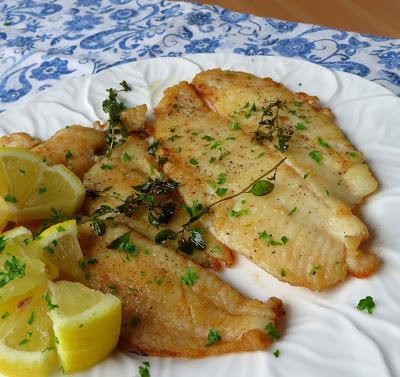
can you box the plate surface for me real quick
[1,54,400,377]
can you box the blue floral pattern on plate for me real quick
[0,0,399,112]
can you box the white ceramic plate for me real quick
[1,54,399,377]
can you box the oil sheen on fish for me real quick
[151,80,379,291]
[78,222,284,357]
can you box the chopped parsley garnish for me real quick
[38,185,47,194]
[280,268,286,277]
[65,150,73,159]
[168,134,181,142]
[309,264,320,275]
[38,208,66,233]
[303,172,309,179]
[106,232,138,257]
[259,231,288,246]
[273,349,280,357]
[210,246,220,253]
[78,260,86,270]
[288,206,297,215]
[210,140,222,150]
[209,157,216,164]
[293,100,302,107]
[19,168,26,174]
[215,187,228,197]
[356,296,375,314]
[138,361,150,377]
[181,267,199,286]
[44,291,59,311]
[57,226,66,232]
[202,135,214,141]
[257,152,265,158]
[122,152,131,161]
[229,209,248,217]
[27,311,35,325]
[231,119,239,130]
[4,194,17,203]
[318,137,331,148]
[265,322,280,341]
[309,150,322,164]
[295,123,305,130]
[188,158,199,166]
[244,102,257,118]
[101,163,113,170]
[206,328,221,346]
[1,312,9,319]
[217,173,227,185]
[346,151,358,158]
[281,235,289,245]
[0,236,7,253]
[0,256,26,288]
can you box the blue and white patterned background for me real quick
[0,0,399,113]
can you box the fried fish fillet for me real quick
[192,69,378,207]
[83,135,234,270]
[0,132,41,149]
[151,81,379,291]
[31,125,104,179]
[78,222,284,357]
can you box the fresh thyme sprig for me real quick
[82,174,179,236]
[252,100,293,153]
[155,157,286,254]
[103,80,132,157]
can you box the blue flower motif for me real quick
[0,88,28,103]
[220,9,249,23]
[75,0,101,6]
[184,37,220,53]
[110,9,138,23]
[273,38,315,57]
[377,51,400,70]
[267,20,297,33]
[187,11,213,26]
[137,44,163,58]
[110,0,131,3]
[30,58,75,81]
[338,37,370,56]
[22,20,41,33]
[6,36,36,52]
[64,14,102,33]
[234,45,271,56]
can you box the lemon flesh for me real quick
[0,286,58,377]
[34,220,85,281]
[48,281,121,373]
[0,148,85,229]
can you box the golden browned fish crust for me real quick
[82,135,234,270]
[192,69,378,207]
[31,125,104,179]
[78,223,283,357]
[151,80,379,291]
[0,132,41,149]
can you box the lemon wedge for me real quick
[47,281,121,374]
[0,228,48,305]
[34,220,85,282]
[0,148,85,230]
[0,285,58,377]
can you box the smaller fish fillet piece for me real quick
[151,81,379,290]
[83,135,234,270]
[31,125,104,179]
[192,69,378,207]
[78,222,284,357]
[0,132,41,149]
